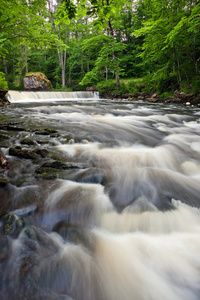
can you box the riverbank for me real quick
[100,90,200,106]
[1,89,200,106]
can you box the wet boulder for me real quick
[53,221,82,242]
[34,128,58,136]
[0,89,10,106]
[23,72,51,90]
[20,138,35,145]
[1,213,25,237]
[0,123,25,131]
[9,146,39,159]
[9,146,49,160]
[34,160,82,180]
[0,177,10,187]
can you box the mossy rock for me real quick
[1,213,25,237]
[34,128,58,136]
[9,146,39,159]
[33,148,49,158]
[0,123,25,131]
[20,138,35,145]
[41,160,81,170]
[23,72,51,90]
[0,177,10,187]
[0,133,9,140]
[53,221,84,244]
[34,160,82,180]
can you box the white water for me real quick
[1,99,200,300]
[7,90,99,102]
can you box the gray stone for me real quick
[23,72,51,90]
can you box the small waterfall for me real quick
[7,90,99,102]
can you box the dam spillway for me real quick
[7,90,99,102]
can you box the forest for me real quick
[0,0,200,98]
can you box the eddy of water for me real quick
[1,93,200,300]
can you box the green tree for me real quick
[0,0,59,87]
[134,0,200,92]
[0,72,8,89]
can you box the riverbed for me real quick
[1,98,200,300]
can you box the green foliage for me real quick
[97,80,116,92]
[0,72,8,89]
[80,70,101,86]
[134,0,200,92]
[63,0,77,20]
[191,77,200,93]
[127,80,140,94]
[97,79,140,95]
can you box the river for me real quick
[1,93,200,300]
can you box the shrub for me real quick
[97,80,116,92]
[127,80,139,94]
[0,72,8,89]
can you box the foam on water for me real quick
[1,98,200,300]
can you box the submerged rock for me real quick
[34,160,82,180]
[0,177,10,187]
[53,221,86,244]
[34,128,58,136]
[42,160,82,170]
[1,213,25,237]
[9,146,39,159]
[0,133,9,140]
[0,123,25,131]
[23,72,51,90]
[0,236,9,260]
[75,168,105,184]
[9,146,49,160]
[12,205,37,217]
[20,138,35,145]
[33,148,49,158]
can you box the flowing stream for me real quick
[1,92,200,300]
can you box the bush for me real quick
[191,76,200,93]
[97,79,140,95]
[127,80,139,94]
[0,72,8,89]
[97,80,116,92]
[80,70,101,87]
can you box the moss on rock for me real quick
[23,72,51,90]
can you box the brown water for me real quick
[1,96,200,300]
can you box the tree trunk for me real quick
[105,0,120,88]
[58,24,68,88]
[3,58,8,83]
[115,74,120,88]
[177,56,182,88]
[48,0,67,88]
[87,49,90,72]
[25,45,28,73]
[105,66,108,81]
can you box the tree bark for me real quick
[25,45,28,73]
[3,58,8,83]
[48,0,67,88]
[105,0,120,87]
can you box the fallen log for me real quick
[0,149,11,170]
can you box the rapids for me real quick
[1,96,200,300]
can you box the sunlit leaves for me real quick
[133,0,200,89]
